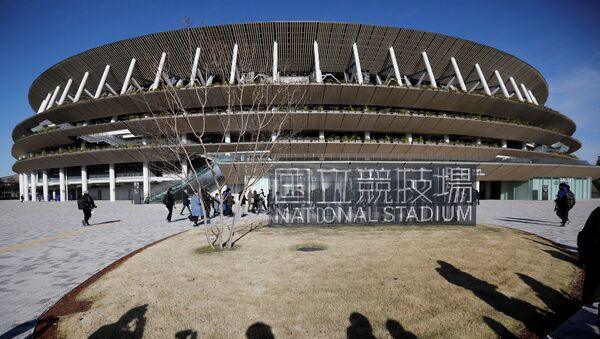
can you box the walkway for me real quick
[0,199,598,338]
[0,201,193,338]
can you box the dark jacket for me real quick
[577,207,600,267]
[163,191,175,207]
[182,192,190,206]
[82,194,96,210]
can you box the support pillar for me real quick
[46,86,61,110]
[81,165,88,193]
[313,41,322,83]
[224,132,231,143]
[229,44,238,85]
[73,72,89,103]
[18,173,23,199]
[319,130,325,140]
[364,131,370,141]
[271,132,277,141]
[476,137,482,145]
[421,51,437,88]
[109,164,116,202]
[501,140,508,148]
[142,162,150,199]
[389,47,402,86]
[150,53,167,90]
[59,168,66,202]
[120,58,136,95]
[522,142,528,150]
[272,41,278,83]
[23,173,29,201]
[181,159,188,178]
[30,172,36,201]
[521,84,533,103]
[57,79,73,106]
[528,89,539,105]
[509,77,524,101]
[494,70,509,98]
[190,47,201,86]
[42,170,48,201]
[474,64,491,96]
[444,134,450,143]
[450,57,467,92]
[407,133,413,144]
[94,65,111,98]
[352,43,363,84]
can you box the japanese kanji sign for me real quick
[269,164,476,225]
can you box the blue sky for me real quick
[0,0,598,176]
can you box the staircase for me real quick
[148,163,224,203]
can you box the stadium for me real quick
[12,22,600,202]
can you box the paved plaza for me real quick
[0,199,598,338]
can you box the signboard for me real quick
[269,164,476,226]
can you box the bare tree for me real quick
[131,26,305,249]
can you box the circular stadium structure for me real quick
[12,22,600,202]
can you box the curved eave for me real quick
[28,21,548,110]
[12,111,581,158]
[13,85,575,142]
[12,141,584,173]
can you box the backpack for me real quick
[77,197,85,210]
[565,191,576,208]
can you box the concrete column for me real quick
[319,130,325,140]
[474,63,491,96]
[59,168,66,202]
[501,140,508,148]
[407,133,413,144]
[476,137,482,145]
[444,134,450,143]
[42,170,48,201]
[23,173,29,201]
[181,159,188,177]
[143,162,150,199]
[18,173,23,199]
[475,181,481,191]
[522,142,528,150]
[224,132,231,143]
[30,172,36,201]
[81,165,88,193]
[271,132,277,141]
[364,131,370,141]
[421,51,437,88]
[109,164,116,202]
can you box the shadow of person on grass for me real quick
[88,304,147,339]
[175,329,198,339]
[436,261,543,333]
[482,316,517,338]
[385,319,417,339]
[246,322,274,339]
[543,249,579,265]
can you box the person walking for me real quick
[260,189,268,213]
[179,189,192,215]
[239,190,248,217]
[78,191,97,226]
[213,193,220,217]
[163,188,176,222]
[20,195,24,203]
[577,207,600,328]
[554,183,575,226]
[190,192,205,227]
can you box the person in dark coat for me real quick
[179,189,191,215]
[554,183,572,226]
[80,191,97,226]
[163,188,175,222]
[577,207,600,328]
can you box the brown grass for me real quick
[58,225,579,339]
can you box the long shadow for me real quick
[170,217,188,223]
[543,249,579,265]
[89,219,121,226]
[503,217,558,224]
[526,237,577,253]
[436,261,543,333]
[497,218,562,227]
[385,319,417,339]
[88,304,147,339]
[246,322,274,339]
[0,319,36,339]
[516,273,578,313]
[175,329,198,339]
[482,316,517,338]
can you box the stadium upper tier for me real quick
[13,21,589,175]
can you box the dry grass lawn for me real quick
[58,225,579,338]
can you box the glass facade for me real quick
[500,177,592,200]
